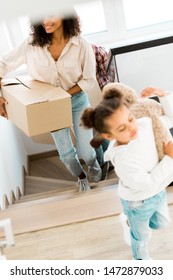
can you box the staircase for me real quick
[0,154,122,237]
[1,154,173,239]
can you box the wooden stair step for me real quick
[0,187,122,237]
[23,177,118,202]
[25,176,76,195]
[17,187,76,203]
[10,179,118,208]
[1,180,172,238]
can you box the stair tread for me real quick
[18,186,77,203]
[26,175,76,184]
[25,176,77,195]
[1,184,173,237]
[10,179,118,208]
[0,187,122,237]
[23,176,118,200]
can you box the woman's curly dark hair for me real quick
[30,15,81,47]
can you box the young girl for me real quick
[81,87,173,260]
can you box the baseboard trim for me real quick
[16,187,22,200]
[10,191,16,205]
[22,165,27,196]
[2,194,10,210]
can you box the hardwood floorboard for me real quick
[3,205,173,260]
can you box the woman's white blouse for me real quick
[0,36,96,92]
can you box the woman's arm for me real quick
[67,84,82,96]
[0,77,8,118]
[0,38,28,79]
[0,39,29,118]
[76,39,96,93]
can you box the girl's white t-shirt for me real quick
[105,117,173,201]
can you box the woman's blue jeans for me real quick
[95,139,110,166]
[51,92,96,178]
[121,190,171,260]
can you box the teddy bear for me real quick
[90,82,172,160]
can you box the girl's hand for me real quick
[141,86,166,98]
[164,141,173,159]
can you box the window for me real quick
[18,16,30,38]
[2,0,173,53]
[123,0,173,30]
[0,21,13,55]
[74,0,106,35]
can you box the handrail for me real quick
[107,35,173,82]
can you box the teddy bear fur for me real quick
[91,82,171,160]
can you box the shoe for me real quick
[108,162,114,173]
[76,177,91,192]
[119,212,131,247]
[133,257,153,260]
[101,161,109,181]
[88,159,102,183]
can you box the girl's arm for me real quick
[114,151,173,197]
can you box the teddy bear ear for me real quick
[103,82,137,104]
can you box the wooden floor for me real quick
[3,205,173,260]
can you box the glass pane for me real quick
[74,0,106,35]
[18,16,30,38]
[123,0,173,30]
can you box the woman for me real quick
[0,12,102,191]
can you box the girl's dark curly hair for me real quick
[30,14,81,47]
[81,89,126,134]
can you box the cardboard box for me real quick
[1,76,72,137]
[31,80,102,145]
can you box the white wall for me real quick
[0,117,56,209]
[116,42,173,95]
[0,118,27,208]
[21,133,56,155]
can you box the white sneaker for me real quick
[119,212,131,247]
[76,177,91,192]
[133,257,153,260]
[88,159,102,183]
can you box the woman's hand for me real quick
[0,96,8,119]
[164,141,173,159]
[141,86,167,98]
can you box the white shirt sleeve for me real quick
[159,92,173,118]
[158,93,173,129]
[105,117,173,200]
[114,153,173,196]
[0,38,28,78]
[77,40,96,92]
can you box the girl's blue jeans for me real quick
[121,190,171,260]
[51,92,96,178]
